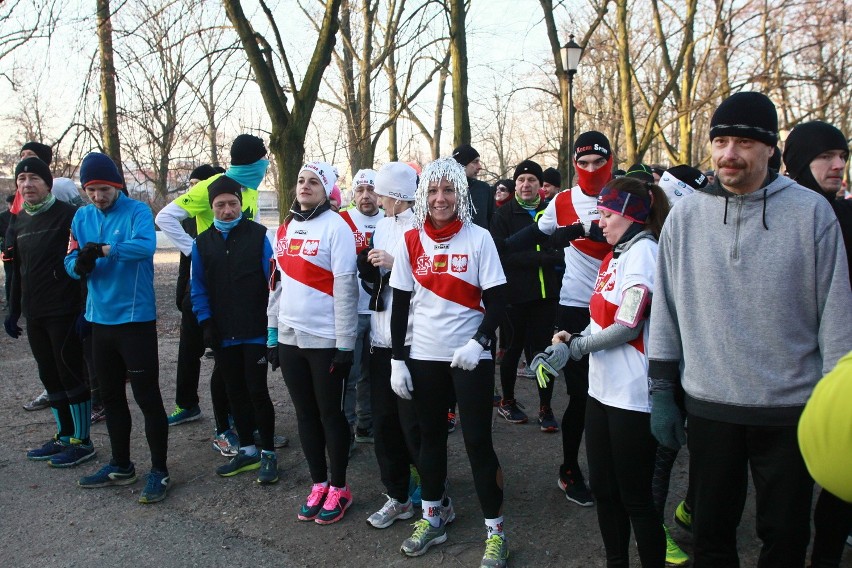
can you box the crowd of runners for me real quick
[2,91,852,568]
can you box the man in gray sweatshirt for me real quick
[647,92,852,567]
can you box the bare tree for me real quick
[447,0,469,146]
[96,0,122,169]
[223,0,342,220]
[0,1,58,88]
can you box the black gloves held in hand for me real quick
[329,349,354,380]
[267,346,280,371]
[201,319,221,350]
[74,242,107,276]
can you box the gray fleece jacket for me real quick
[648,174,852,425]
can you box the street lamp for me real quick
[561,34,582,187]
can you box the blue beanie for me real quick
[80,152,124,189]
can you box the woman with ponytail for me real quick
[534,176,670,567]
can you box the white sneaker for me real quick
[366,495,414,529]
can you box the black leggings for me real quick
[406,358,503,519]
[557,305,590,473]
[811,488,852,568]
[500,299,556,405]
[27,314,89,437]
[369,347,419,502]
[175,292,232,433]
[585,397,665,567]
[279,344,349,487]
[93,321,168,472]
[215,343,274,451]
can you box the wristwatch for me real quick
[472,331,492,349]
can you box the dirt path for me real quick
[0,255,821,567]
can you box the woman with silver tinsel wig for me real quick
[387,157,510,566]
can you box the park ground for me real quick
[0,252,841,567]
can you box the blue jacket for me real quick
[65,192,157,324]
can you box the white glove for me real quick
[450,339,485,371]
[390,359,414,400]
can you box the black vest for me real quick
[196,218,268,341]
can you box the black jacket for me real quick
[490,197,563,304]
[469,177,495,229]
[9,200,82,319]
[195,218,269,341]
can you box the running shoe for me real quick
[367,495,414,528]
[516,360,535,379]
[90,405,107,425]
[167,404,202,426]
[48,438,96,468]
[216,450,261,477]
[447,412,457,433]
[674,500,692,532]
[315,484,352,525]
[558,467,594,507]
[138,469,170,504]
[441,496,456,524]
[497,399,528,424]
[493,390,502,407]
[26,436,64,461]
[480,535,509,567]
[400,519,448,557]
[79,462,137,487]
[23,390,49,411]
[664,525,690,566]
[298,483,329,521]
[257,451,279,484]
[538,406,559,432]
[355,427,374,443]
[212,429,240,457]
[252,430,289,449]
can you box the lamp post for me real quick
[561,34,582,186]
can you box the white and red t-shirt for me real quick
[269,211,356,340]
[538,186,612,307]
[340,208,381,314]
[389,223,506,362]
[587,237,657,412]
[369,210,415,348]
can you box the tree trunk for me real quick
[432,66,448,159]
[449,0,470,146]
[96,0,122,171]
[386,49,398,162]
[614,0,637,164]
[223,0,342,222]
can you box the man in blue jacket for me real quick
[65,152,170,504]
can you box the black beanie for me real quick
[21,141,53,165]
[665,165,708,190]
[542,167,561,187]
[710,92,778,146]
[208,175,243,206]
[574,131,611,161]
[15,157,53,189]
[513,159,544,184]
[624,163,655,183]
[230,134,267,166]
[783,121,848,191]
[189,164,218,181]
[452,144,480,167]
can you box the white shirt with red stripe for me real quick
[587,238,657,412]
[340,208,381,314]
[269,211,357,341]
[538,185,612,307]
[389,223,506,362]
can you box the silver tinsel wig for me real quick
[412,157,476,228]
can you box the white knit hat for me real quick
[375,162,417,202]
[351,169,377,192]
[299,162,337,196]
